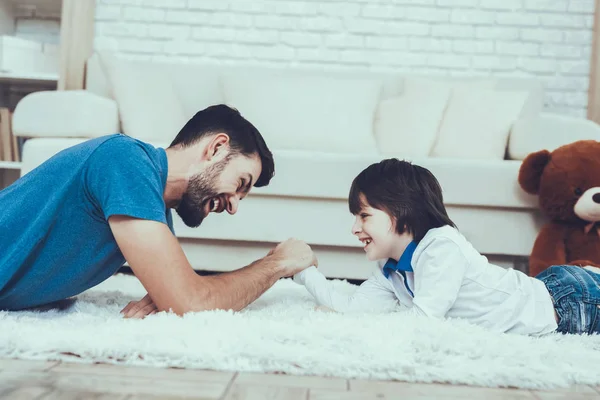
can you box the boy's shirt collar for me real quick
[382,241,417,278]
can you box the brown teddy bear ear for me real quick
[518,150,551,195]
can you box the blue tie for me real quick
[382,241,417,297]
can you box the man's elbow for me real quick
[155,289,236,316]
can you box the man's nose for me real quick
[227,196,240,215]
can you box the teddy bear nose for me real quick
[593,193,600,203]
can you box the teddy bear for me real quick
[518,139,600,277]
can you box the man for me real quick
[0,105,317,317]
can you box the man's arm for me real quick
[109,215,316,316]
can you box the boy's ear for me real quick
[518,150,551,195]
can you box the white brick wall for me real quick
[94,0,595,117]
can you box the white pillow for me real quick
[98,52,187,143]
[167,63,224,120]
[431,87,528,160]
[374,79,451,158]
[222,71,382,155]
[508,113,600,160]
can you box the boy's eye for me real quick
[360,213,369,219]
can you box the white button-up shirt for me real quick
[294,225,558,336]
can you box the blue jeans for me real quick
[536,265,600,335]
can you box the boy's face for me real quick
[351,195,412,262]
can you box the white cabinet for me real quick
[0,0,61,85]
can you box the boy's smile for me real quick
[359,237,372,248]
[351,194,413,262]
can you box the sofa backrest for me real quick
[85,51,544,161]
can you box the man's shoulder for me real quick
[90,133,152,155]
[84,134,169,192]
[85,134,162,168]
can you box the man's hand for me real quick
[121,293,158,319]
[269,238,318,277]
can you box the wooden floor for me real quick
[0,358,598,399]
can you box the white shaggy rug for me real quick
[1,273,600,390]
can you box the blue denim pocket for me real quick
[539,269,576,303]
[588,303,600,334]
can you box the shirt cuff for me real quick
[293,266,319,285]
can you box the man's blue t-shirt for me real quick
[0,134,174,310]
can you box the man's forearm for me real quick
[190,255,285,312]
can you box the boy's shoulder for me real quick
[418,225,468,250]
[416,225,483,265]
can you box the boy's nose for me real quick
[351,220,362,235]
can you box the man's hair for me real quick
[348,158,456,242]
[169,104,274,187]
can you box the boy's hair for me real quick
[348,158,456,242]
[168,104,275,187]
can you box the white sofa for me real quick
[11,51,600,279]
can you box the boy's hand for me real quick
[121,293,158,319]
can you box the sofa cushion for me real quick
[141,144,538,209]
[431,87,528,160]
[221,71,382,155]
[98,52,188,143]
[374,79,451,158]
[252,150,538,209]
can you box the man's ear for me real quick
[206,133,230,160]
[518,150,551,195]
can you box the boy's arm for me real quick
[295,266,401,313]
[110,216,316,316]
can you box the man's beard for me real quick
[175,158,228,228]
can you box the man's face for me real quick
[175,152,262,227]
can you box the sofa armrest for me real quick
[507,112,600,160]
[21,137,89,176]
[12,90,120,138]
